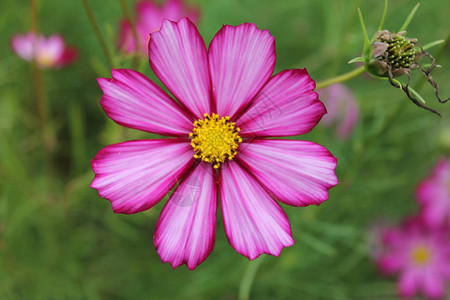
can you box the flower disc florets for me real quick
[189,113,242,169]
[369,30,418,77]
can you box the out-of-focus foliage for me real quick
[0,0,449,299]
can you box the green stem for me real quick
[238,256,265,300]
[82,0,114,68]
[316,66,365,90]
[119,0,141,69]
[30,0,55,158]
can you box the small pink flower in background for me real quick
[119,0,199,55]
[318,84,359,139]
[376,217,450,299]
[91,18,338,269]
[11,31,77,69]
[417,158,450,228]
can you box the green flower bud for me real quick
[367,30,418,77]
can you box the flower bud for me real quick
[367,30,417,77]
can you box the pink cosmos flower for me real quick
[91,18,338,270]
[119,0,199,55]
[318,84,359,139]
[376,217,450,299]
[11,31,77,69]
[417,158,450,228]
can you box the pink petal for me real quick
[433,158,450,179]
[98,69,193,136]
[154,163,217,270]
[91,139,193,214]
[161,0,183,20]
[318,84,359,140]
[398,269,421,299]
[136,0,162,31]
[220,161,294,260]
[423,271,446,299]
[55,46,77,67]
[11,32,35,61]
[118,19,136,54]
[40,35,65,59]
[136,0,159,18]
[377,255,404,274]
[134,0,165,54]
[209,23,275,119]
[421,196,448,229]
[237,69,325,137]
[237,140,338,207]
[149,18,211,118]
[417,158,450,228]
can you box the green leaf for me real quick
[357,8,370,53]
[408,86,426,103]
[420,40,445,51]
[399,2,420,32]
[348,57,365,64]
[421,63,442,69]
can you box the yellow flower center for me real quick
[412,246,431,265]
[36,51,56,68]
[190,113,242,169]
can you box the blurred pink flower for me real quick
[11,31,77,69]
[91,18,338,269]
[417,158,450,228]
[376,217,450,299]
[119,0,199,55]
[318,84,359,139]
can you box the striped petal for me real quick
[91,139,193,214]
[220,161,294,260]
[209,23,275,119]
[154,163,217,270]
[149,18,211,118]
[98,69,193,136]
[237,140,338,207]
[237,69,325,137]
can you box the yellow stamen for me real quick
[412,246,430,265]
[190,113,242,169]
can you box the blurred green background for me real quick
[1,0,449,299]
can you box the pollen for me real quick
[412,246,431,265]
[189,113,242,169]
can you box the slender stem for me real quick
[316,66,365,90]
[30,0,44,123]
[377,0,388,31]
[30,0,39,32]
[119,0,141,69]
[238,256,265,300]
[30,0,54,157]
[82,0,114,68]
